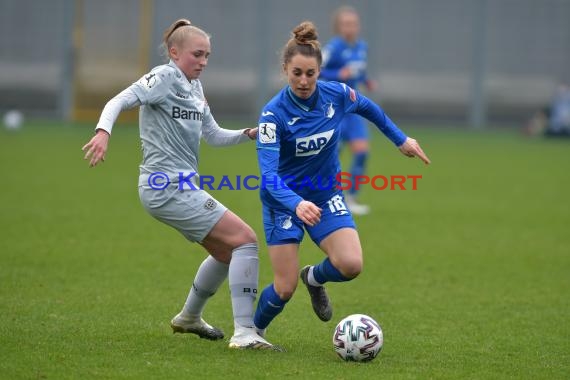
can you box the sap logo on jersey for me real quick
[295,130,334,157]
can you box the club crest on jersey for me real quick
[323,102,335,119]
[259,122,277,144]
[295,129,334,156]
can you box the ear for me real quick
[169,46,179,60]
[282,62,287,74]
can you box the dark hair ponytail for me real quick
[282,21,322,65]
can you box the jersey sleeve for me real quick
[95,86,141,135]
[130,69,170,105]
[339,83,407,146]
[256,110,303,212]
[199,83,250,146]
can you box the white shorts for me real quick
[138,184,227,243]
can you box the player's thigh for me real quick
[267,244,300,300]
[319,228,363,279]
[202,210,257,263]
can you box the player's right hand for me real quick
[82,129,110,167]
[296,200,322,227]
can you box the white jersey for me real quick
[95,60,249,187]
[131,61,212,185]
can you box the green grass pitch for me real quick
[1,121,569,379]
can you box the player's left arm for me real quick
[201,108,254,146]
[199,81,254,145]
[342,84,430,164]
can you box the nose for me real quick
[200,57,208,67]
[299,75,308,86]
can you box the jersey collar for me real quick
[168,60,193,85]
[286,86,319,112]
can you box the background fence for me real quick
[1,0,569,126]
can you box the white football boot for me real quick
[229,324,279,350]
[170,312,224,340]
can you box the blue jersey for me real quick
[320,36,369,89]
[256,81,406,212]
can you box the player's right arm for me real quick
[82,69,167,167]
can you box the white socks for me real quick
[228,243,259,328]
[307,266,323,287]
[182,255,229,318]
[180,243,259,329]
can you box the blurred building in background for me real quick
[1,0,569,127]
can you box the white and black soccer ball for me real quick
[333,314,383,362]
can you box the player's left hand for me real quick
[398,137,431,165]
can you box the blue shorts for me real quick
[340,114,369,142]
[262,192,356,246]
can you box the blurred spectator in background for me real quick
[545,84,570,137]
[524,83,570,137]
[320,6,377,215]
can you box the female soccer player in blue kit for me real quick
[320,6,376,215]
[253,21,430,339]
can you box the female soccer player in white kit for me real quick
[82,19,274,350]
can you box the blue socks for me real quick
[254,284,289,329]
[312,258,350,284]
[349,151,368,195]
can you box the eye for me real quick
[306,71,315,77]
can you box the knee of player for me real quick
[339,258,362,279]
[239,225,257,245]
[274,280,298,301]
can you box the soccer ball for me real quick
[3,110,23,130]
[333,314,383,362]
